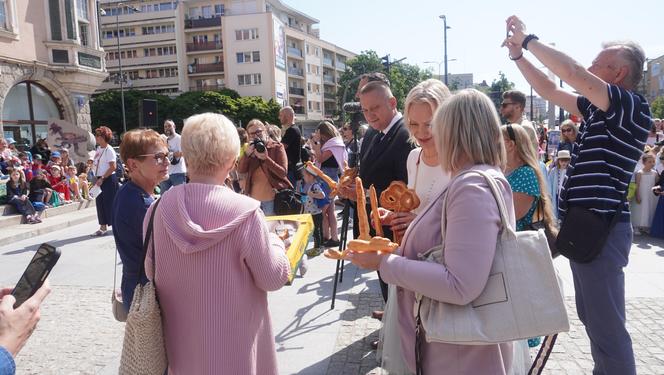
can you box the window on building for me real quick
[214,4,224,16]
[64,0,76,40]
[314,47,319,56]
[235,28,259,41]
[253,73,261,85]
[238,74,248,86]
[252,51,260,62]
[202,5,212,18]
[76,0,88,20]
[79,24,88,46]
[307,83,312,92]
[0,1,6,30]
[49,0,62,40]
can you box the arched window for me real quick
[2,81,63,147]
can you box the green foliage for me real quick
[651,96,664,119]
[91,88,276,134]
[487,71,515,109]
[337,50,431,113]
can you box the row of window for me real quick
[235,28,258,41]
[188,4,224,19]
[103,28,136,39]
[238,74,261,86]
[102,1,177,16]
[308,101,321,111]
[142,24,175,35]
[107,67,178,81]
[145,46,177,57]
[236,51,260,64]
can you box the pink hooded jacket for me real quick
[144,183,290,375]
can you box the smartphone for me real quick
[11,243,60,308]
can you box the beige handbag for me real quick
[119,199,168,375]
[414,170,569,346]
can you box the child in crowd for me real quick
[18,152,33,182]
[78,173,91,200]
[631,153,659,234]
[65,165,82,201]
[298,165,326,257]
[28,170,52,210]
[86,157,95,182]
[546,150,571,219]
[6,169,41,224]
[47,165,71,203]
[31,154,44,176]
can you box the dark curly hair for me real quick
[94,126,113,143]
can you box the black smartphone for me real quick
[11,243,61,308]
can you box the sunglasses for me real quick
[248,129,264,137]
[137,152,172,164]
[561,128,573,133]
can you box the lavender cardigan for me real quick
[379,165,515,374]
[144,183,290,375]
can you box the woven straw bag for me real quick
[119,199,168,375]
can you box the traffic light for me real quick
[381,55,390,73]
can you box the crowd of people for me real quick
[0,14,657,375]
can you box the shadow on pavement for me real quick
[632,233,664,250]
[2,231,114,255]
[296,328,381,375]
[274,262,377,345]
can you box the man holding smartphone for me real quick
[0,282,51,374]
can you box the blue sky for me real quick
[283,0,664,94]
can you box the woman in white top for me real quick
[91,126,119,236]
[376,79,451,374]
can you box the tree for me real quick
[651,96,664,119]
[337,50,431,113]
[486,71,515,110]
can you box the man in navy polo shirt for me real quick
[502,16,650,375]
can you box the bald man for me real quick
[279,106,302,185]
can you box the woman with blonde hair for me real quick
[557,119,578,153]
[146,113,290,374]
[349,89,515,374]
[312,120,347,246]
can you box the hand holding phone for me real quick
[11,243,60,308]
[0,281,51,356]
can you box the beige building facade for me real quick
[0,0,106,149]
[98,0,354,122]
[645,54,664,103]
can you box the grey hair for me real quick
[602,40,646,89]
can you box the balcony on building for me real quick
[336,61,346,71]
[289,87,305,96]
[190,83,225,92]
[323,56,334,67]
[184,16,222,30]
[288,67,304,77]
[287,47,303,58]
[323,74,335,84]
[323,92,336,101]
[188,62,224,74]
[186,41,223,53]
[293,106,305,115]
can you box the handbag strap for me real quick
[138,198,162,283]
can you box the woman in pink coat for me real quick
[349,89,515,374]
[145,113,291,375]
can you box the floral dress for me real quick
[507,165,540,231]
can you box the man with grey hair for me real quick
[504,16,651,375]
[160,119,186,192]
[279,106,301,185]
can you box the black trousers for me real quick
[352,202,391,303]
[311,212,323,248]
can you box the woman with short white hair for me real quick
[349,89,515,374]
[145,113,290,374]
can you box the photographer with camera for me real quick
[237,119,291,216]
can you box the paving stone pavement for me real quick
[13,285,125,375]
[327,286,664,375]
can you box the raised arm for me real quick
[503,15,609,113]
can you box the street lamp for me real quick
[115,2,140,134]
[423,59,457,82]
[439,15,451,85]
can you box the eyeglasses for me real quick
[561,128,573,133]
[248,129,264,137]
[137,152,172,164]
[500,102,515,108]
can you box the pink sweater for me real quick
[144,183,290,375]
[379,165,515,374]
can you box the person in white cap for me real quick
[547,149,571,220]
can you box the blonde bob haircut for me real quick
[403,79,451,145]
[181,113,239,175]
[433,89,506,173]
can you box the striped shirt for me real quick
[559,84,651,222]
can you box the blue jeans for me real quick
[260,200,275,216]
[159,172,186,193]
[570,221,635,375]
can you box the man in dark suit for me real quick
[340,80,414,303]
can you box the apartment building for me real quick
[98,0,355,122]
[645,54,664,103]
[0,0,106,148]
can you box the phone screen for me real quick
[12,244,60,308]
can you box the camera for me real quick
[251,138,266,153]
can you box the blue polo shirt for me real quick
[559,84,651,222]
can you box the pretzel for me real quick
[337,164,357,190]
[323,248,348,260]
[305,161,337,193]
[379,181,420,213]
[355,177,371,240]
[369,185,384,237]
[346,237,399,253]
